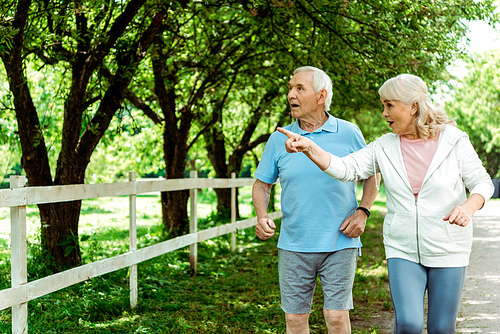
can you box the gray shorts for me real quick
[278,248,358,314]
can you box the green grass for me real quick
[0,186,392,333]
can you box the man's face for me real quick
[287,71,322,119]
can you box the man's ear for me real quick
[317,89,327,105]
[410,102,418,115]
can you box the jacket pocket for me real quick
[418,214,472,256]
[383,212,417,254]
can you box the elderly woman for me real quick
[278,74,494,334]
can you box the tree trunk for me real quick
[161,120,190,236]
[204,125,235,219]
[39,202,82,269]
[161,190,190,237]
[152,38,195,237]
[160,98,191,237]
[161,139,190,237]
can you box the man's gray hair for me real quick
[294,66,333,112]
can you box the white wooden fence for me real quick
[0,172,282,334]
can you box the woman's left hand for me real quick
[443,205,472,227]
[443,194,486,227]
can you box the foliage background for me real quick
[0,0,498,182]
[0,0,499,271]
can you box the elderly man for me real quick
[252,66,378,333]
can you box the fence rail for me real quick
[0,173,282,334]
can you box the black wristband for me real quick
[356,206,370,218]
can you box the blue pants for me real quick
[388,258,467,334]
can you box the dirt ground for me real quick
[354,200,500,334]
[456,200,500,333]
[354,310,394,333]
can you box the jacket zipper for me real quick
[415,196,420,263]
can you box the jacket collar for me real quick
[377,126,465,192]
[379,134,413,191]
[423,126,465,184]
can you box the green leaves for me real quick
[447,50,500,178]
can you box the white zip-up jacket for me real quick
[324,125,494,267]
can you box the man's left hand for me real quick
[340,210,367,238]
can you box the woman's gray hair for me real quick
[294,66,333,112]
[378,73,455,140]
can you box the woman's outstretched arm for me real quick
[277,127,331,171]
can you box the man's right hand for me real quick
[256,217,276,240]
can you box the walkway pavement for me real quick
[457,200,500,333]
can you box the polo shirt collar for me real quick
[290,112,338,135]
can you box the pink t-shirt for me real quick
[400,135,439,196]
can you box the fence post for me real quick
[189,170,198,276]
[10,175,27,334]
[129,172,138,309]
[231,173,236,251]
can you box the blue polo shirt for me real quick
[254,114,366,252]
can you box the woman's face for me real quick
[380,98,419,139]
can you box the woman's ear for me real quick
[410,102,418,115]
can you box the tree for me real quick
[2,0,498,267]
[205,0,500,213]
[0,0,166,270]
[127,1,295,236]
[266,0,499,114]
[203,73,288,218]
[446,50,500,178]
[129,0,499,237]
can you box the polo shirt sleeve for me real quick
[254,132,280,185]
[350,125,367,153]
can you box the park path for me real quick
[457,199,500,333]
